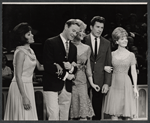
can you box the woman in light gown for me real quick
[69,19,100,120]
[4,22,44,120]
[103,27,139,120]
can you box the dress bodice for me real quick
[72,42,92,85]
[75,43,92,76]
[77,50,88,65]
[112,52,136,74]
[12,46,37,82]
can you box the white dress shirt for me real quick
[60,33,70,50]
[90,33,100,55]
[59,34,74,81]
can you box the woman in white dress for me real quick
[4,22,44,120]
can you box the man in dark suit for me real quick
[84,16,112,120]
[43,19,80,120]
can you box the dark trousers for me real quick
[92,88,104,120]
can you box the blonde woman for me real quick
[69,19,100,120]
[103,27,139,120]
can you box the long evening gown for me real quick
[70,42,95,119]
[103,52,137,118]
[4,46,38,120]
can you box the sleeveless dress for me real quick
[70,42,95,118]
[4,46,38,120]
[103,52,137,118]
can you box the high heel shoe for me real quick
[79,118,87,120]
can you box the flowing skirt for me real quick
[4,81,38,120]
[103,73,137,118]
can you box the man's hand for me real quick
[63,62,72,70]
[67,74,75,80]
[54,63,63,76]
[71,62,77,67]
[104,66,113,73]
[102,84,109,94]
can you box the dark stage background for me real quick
[3,4,147,54]
[2,4,147,82]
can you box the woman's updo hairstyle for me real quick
[112,27,128,43]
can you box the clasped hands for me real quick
[54,62,74,80]
[63,62,75,80]
[54,62,109,93]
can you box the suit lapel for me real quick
[58,36,66,57]
[87,35,95,61]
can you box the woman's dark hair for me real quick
[90,16,105,27]
[12,22,32,48]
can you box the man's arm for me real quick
[43,39,66,78]
[104,42,112,86]
[63,45,77,75]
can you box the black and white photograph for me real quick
[1,1,148,121]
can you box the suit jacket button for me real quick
[95,62,96,64]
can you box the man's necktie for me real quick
[65,41,69,59]
[95,38,97,60]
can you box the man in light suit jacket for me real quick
[43,19,80,120]
[84,16,112,120]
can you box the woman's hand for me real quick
[54,63,63,76]
[71,62,77,67]
[63,62,72,70]
[133,87,139,99]
[36,60,44,71]
[91,84,100,92]
[104,66,113,73]
[22,96,31,110]
[67,74,75,80]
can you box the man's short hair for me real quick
[90,16,105,26]
[65,19,80,28]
